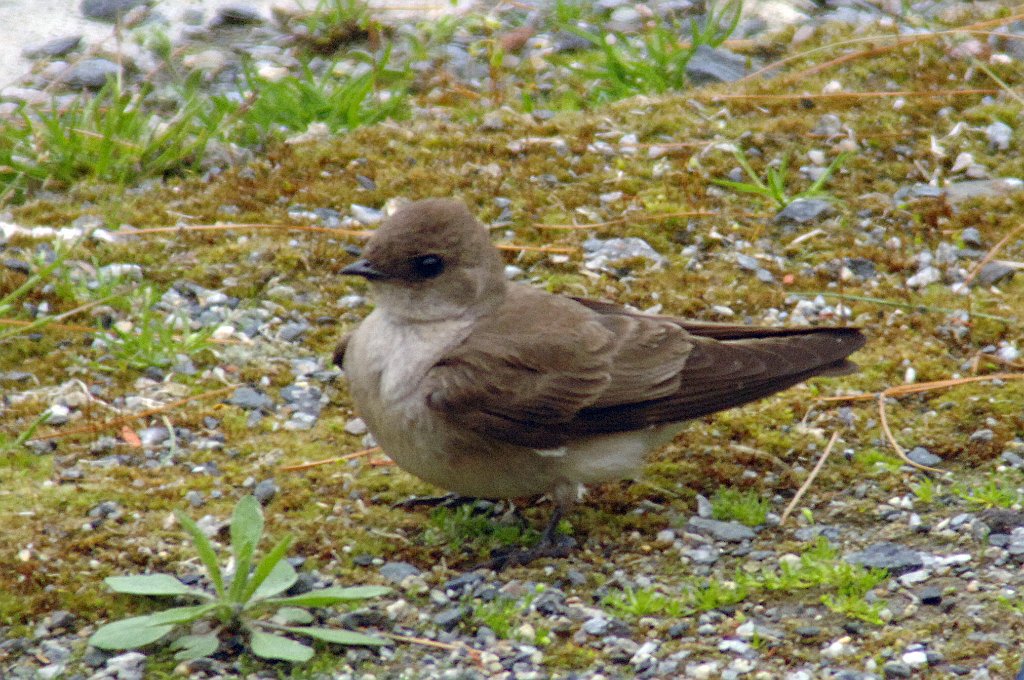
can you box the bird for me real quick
[335,198,865,568]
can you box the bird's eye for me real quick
[411,254,445,279]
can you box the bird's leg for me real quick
[392,493,478,510]
[478,504,577,571]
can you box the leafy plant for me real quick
[714,148,850,209]
[710,487,771,527]
[909,477,939,503]
[89,496,390,663]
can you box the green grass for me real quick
[710,487,771,526]
[954,476,1024,509]
[423,505,540,556]
[0,80,222,201]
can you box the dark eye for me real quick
[411,254,445,279]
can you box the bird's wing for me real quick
[426,289,865,447]
[423,289,694,449]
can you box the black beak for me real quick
[342,259,387,280]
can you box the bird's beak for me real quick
[342,259,388,280]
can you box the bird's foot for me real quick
[476,506,576,571]
[392,493,478,510]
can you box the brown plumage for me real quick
[337,198,865,567]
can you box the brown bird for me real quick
[335,198,865,567]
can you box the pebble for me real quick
[433,606,467,631]
[63,58,120,89]
[227,386,274,412]
[686,517,756,542]
[80,0,149,22]
[685,45,749,84]
[101,651,147,680]
[379,561,421,583]
[774,199,834,225]
[23,35,82,59]
[582,237,666,272]
[906,446,942,467]
[253,478,278,504]
[882,661,912,678]
[986,121,1013,150]
[845,542,924,575]
[344,417,368,435]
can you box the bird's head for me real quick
[342,199,506,322]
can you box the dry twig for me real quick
[780,431,839,525]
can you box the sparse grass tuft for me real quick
[954,475,1024,509]
[424,504,539,557]
[713,147,850,209]
[710,487,771,526]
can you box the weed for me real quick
[563,0,742,101]
[89,495,390,662]
[473,596,522,638]
[854,448,904,474]
[954,476,1023,509]
[710,487,771,526]
[223,50,409,146]
[714,148,850,209]
[94,286,214,371]
[909,477,939,503]
[603,587,686,617]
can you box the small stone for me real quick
[63,58,120,89]
[80,0,149,21]
[214,3,263,25]
[795,625,821,637]
[986,121,1013,150]
[974,261,1016,286]
[906,446,942,467]
[102,651,147,680]
[227,386,274,412]
[906,266,941,288]
[350,204,383,225]
[883,661,912,678]
[960,227,983,247]
[278,322,309,342]
[23,35,83,59]
[379,561,420,583]
[685,45,749,84]
[432,606,467,631]
[344,418,368,436]
[696,494,714,518]
[480,111,506,131]
[918,586,942,605]
[185,490,204,508]
[969,428,994,443]
[582,616,609,635]
[253,478,278,505]
[686,517,756,542]
[774,199,835,225]
[845,542,923,575]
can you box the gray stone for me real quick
[906,446,941,467]
[432,606,467,631]
[974,261,1016,286]
[278,322,309,342]
[906,266,941,288]
[582,616,609,635]
[63,58,119,89]
[883,661,912,678]
[686,517,755,542]
[961,227,983,247]
[379,561,420,583]
[40,640,71,663]
[685,45,749,84]
[969,428,995,443]
[227,386,274,412]
[214,3,264,25]
[986,121,1013,150]
[23,35,83,59]
[845,542,923,575]
[582,237,665,272]
[774,198,835,225]
[918,586,942,605]
[845,257,877,278]
[80,0,149,21]
[103,651,147,680]
[253,478,278,505]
